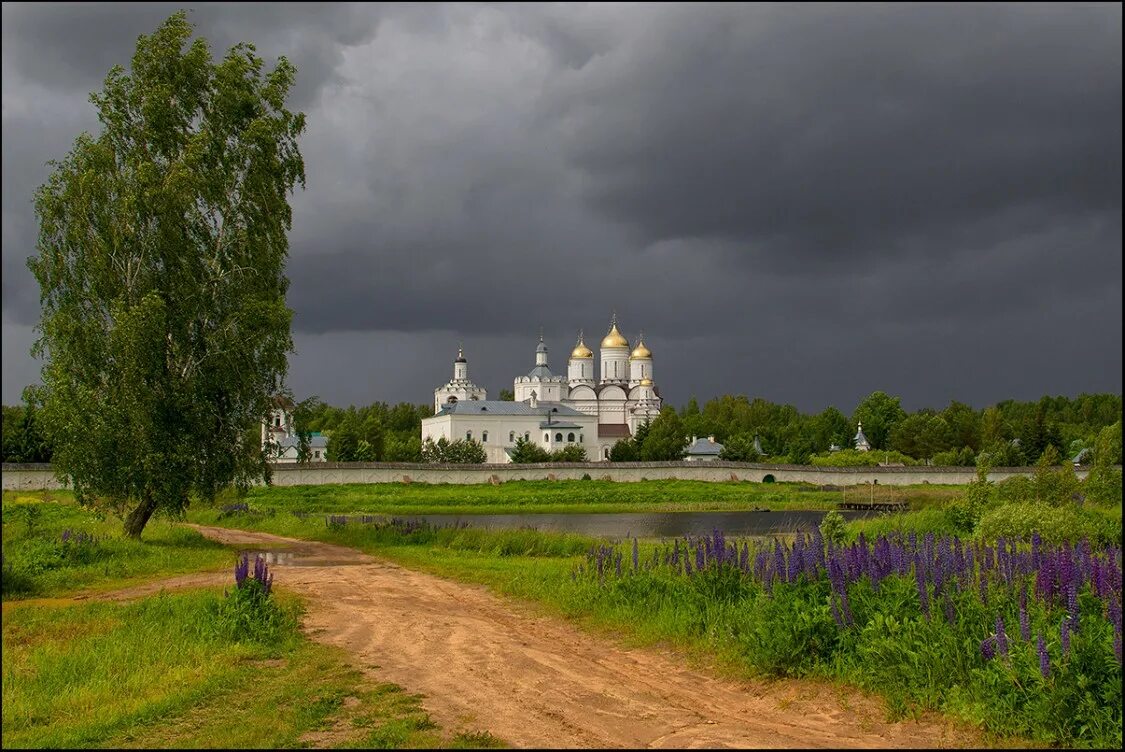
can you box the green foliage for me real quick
[718,433,762,462]
[851,391,907,451]
[975,501,1121,546]
[638,407,689,461]
[1,395,53,463]
[207,577,293,645]
[1093,421,1122,466]
[27,12,306,538]
[818,509,846,546]
[551,444,588,463]
[2,493,232,598]
[497,389,515,402]
[931,446,976,466]
[809,449,917,467]
[608,438,639,462]
[1032,446,1081,506]
[888,411,952,459]
[508,436,551,463]
[977,438,1027,468]
[420,437,486,464]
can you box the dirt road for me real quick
[111,525,974,748]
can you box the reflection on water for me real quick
[384,510,879,539]
[238,550,301,567]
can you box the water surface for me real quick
[384,510,880,538]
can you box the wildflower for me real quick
[234,553,249,588]
[995,615,1008,657]
[632,538,639,572]
[1060,616,1071,658]
[915,554,930,619]
[1019,588,1031,641]
[980,636,996,661]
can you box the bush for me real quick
[810,449,917,467]
[820,510,846,546]
[976,502,1121,546]
[997,476,1034,504]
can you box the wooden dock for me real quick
[838,500,908,512]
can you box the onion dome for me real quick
[630,334,651,360]
[454,345,467,363]
[570,330,593,359]
[601,322,629,349]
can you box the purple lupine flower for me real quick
[830,596,845,629]
[234,553,249,588]
[943,593,955,625]
[788,536,803,583]
[1019,588,1031,641]
[1060,616,1071,658]
[915,553,931,619]
[981,636,996,661]
[995,615,1008,657]
[632,538,639,572]
[696,544,705,573]
[1038,633,1051,678]
[614,551,622,578]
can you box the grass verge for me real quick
[1,587,504,749]
[2,491,231,599]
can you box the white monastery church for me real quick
[421,316,663,462]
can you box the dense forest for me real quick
[3,391,1120,466]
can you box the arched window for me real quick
[579,434,584,443]
[604,448,610,459]
[544,433,549,442]
[447,396,458,404]
[466,430,472,441]
[555,433,563,442]
[567,433,575,442]
[482,431,488,443]
[509,431,515,443]
[525,432,530,441]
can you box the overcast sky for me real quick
[2,2,1121,414]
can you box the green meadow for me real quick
[1,492,504,749]
[235,478,962,515]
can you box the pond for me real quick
[368,510,882,539]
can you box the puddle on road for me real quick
[236,549,365,568]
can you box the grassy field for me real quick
[2,588,503,749]
[236,478,964,515]
[1,493,506,749]
[2,491,233,599]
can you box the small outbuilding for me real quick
[685,435,724,462]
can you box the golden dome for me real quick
[630,341,651,359]
[570,332,593,359]
[601,322,629,349]
[639,377,653,386]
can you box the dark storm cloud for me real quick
[2,3,1121,411]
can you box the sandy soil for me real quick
[102,525,976,748]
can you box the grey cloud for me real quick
[2,3,1121,411]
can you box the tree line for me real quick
[7,390,1119,467]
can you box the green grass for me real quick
[236,479,965,515]
[2,491,233,599]
[1,588,504,749]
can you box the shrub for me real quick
[820,510,847,546]
[976,502,1121,546]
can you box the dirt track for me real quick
[104,525,975,748]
